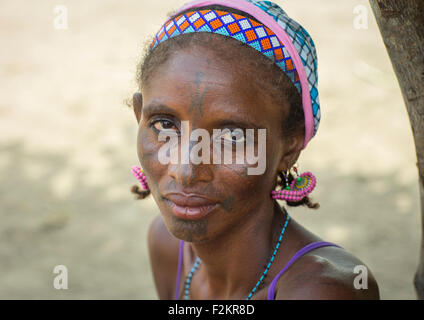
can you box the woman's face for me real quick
[136,45,297,242]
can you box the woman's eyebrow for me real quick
[215,119,264,130]
[143,103,176,116]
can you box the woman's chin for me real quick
[160,209,213,243]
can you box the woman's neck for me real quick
[188,200,288,299]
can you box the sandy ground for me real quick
[0,0,421,299]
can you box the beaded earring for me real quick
[131,165,149,190]
[271,164,316,202]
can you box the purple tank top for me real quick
[174,240,341,300]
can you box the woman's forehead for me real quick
[145,46,244,90]
[142,47,284,124]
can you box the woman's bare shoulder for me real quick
[147,215,181,299]
[270,215,380,300]
[274,244,380,300]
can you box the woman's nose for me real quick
[167,162,214,187]
[166,129,215,186]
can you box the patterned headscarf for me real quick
[150,0,320,149]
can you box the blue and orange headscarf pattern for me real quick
[150,0,320,149]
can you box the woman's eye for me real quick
[152,119,178,132]
[221,129,245,143]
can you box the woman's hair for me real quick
[130,5,319,209]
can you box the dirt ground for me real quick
[0,0,421,299]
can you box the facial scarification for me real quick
[188,72,209,117]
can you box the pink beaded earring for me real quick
[271,164,316,202]
[131,165,149,190]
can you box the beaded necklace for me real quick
[183,212,290,300]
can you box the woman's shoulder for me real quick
[273,219,380,300]
[147,215,181,299]
[274,244,380,299]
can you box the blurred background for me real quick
[0,0,421,299]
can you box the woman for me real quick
[130,0,380,300]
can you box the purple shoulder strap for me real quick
[266,241,342,300]
[174,240,341,300]
[174,240,184,300]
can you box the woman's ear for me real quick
[277,135,303,172]
[133,92,143,123]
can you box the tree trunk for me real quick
[369,0,424,299]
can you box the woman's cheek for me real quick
[218,163,265,200]
[137,126,162,190]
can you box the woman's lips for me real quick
[163,193,219,220]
